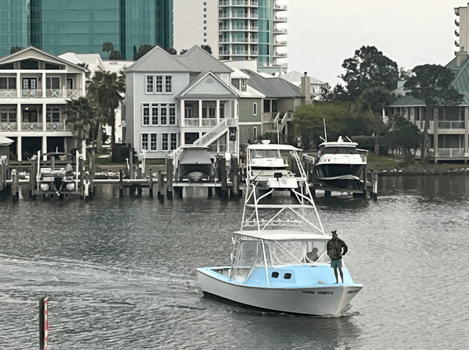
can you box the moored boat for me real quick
[197,142,363,316]
[314,136,367,189]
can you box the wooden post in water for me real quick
[11,168,19,202]
[371,171,378,201]
[79,156,84,200]
[90,149,95,199]
[166,158,173,200]
[231,156,239,198]
[363,165,368,199]
[220,156,228,198]
[0,163,4,200]
[119,170,124,198]
[30,156,37,199]
[129,148,134,180]
[149,168,154,198]
[157,170,164,201]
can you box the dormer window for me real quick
[241,79,246,88]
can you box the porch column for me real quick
[433,114,439,164]
[180,100,185,126]
[17,136,22,161]
[199,99,203,126]
[16,72,21,98]
[17,102,21,131]
[42,136,47,160]
[42,72,46,97]
[216,100,220,123]
[42,104,47,131]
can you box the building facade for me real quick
[125,45,240,160]
[0,47,88,161]
[0,0,173,59]
[173,0,287,73]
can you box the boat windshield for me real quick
[233,239,329,279]
[250,150,282,159]
[321,147,358,155]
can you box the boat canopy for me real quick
[235,230,329,241]
[179,148,212,165]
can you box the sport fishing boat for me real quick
[314,136,367,189]
[197,142,363,316]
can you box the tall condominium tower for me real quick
[455,4,469,53]
[173,0,287,73]
[0,0,173,59]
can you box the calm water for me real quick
[1,175,469,349]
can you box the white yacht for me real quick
[315,136,367,189]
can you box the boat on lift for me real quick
[36,151,80,197]
[314,136,367,189]
[197,142,363,316]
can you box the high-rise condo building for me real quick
[0,0,173,59]
[173,0,287,73]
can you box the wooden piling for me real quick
[220,156,228,198]
[0,164,4,200]
[231,156,239,198]
[363,165,368,199]
[30,157,37,199]
[166,158,173,200]
[371,171,378,201]
[119,170,124,198]
[149,168,154,198]
[158,170,164,201]
[11,169,19,203]
[79,157,84,200]
[129,148,134,179]
[90,149,95,199]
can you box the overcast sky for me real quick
[287,0,465,87]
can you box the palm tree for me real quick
[102,42,114,58]
[64,97,96,145]
[87,70,125,159]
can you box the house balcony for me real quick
[273,28,287,35]
[415,120,466,130]
[273,16,287,23]
[429,148,466,159]
[0,88,83,99]
[0,121,71,132]
[273,3,287,11]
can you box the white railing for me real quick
[22,89,42,98]
[0,89,17,98]
[21,122,42,131]
[436,148,465,157]
[194,118,238,148]
[437,121,465,129]
[0,122,17,131]
[46,121,70,131]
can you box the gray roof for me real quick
[125,45,190,73]
[175,71,238,99]
[176,46,233,74]
[242,69,303,98]
[125,45,232,74]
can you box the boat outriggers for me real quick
[197,141,363,316]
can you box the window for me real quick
[169,104,176,125]
[66,78,73,89]
[46,107,60,123]
[156,76,163,93]
[46,77,60,90]
[152,105,159,125]
[142,133,158,151]
[185,106,192,118]
[0,77,16,90]
[242,79,246,88]
[146,76,154,93]
[142,134,149,150]
[264,99,270,113]
[272,100,278,113]
[0,107,16,122]
[143,104,150,125]
[165,76,172,93]
[160,104,167,124]
[220,104,224,118]
[162,133,169,151]
[170,133,177,150]
[253,126,258,140]
[253,102,257,116]
[150,134,157,151]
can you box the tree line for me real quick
[293,45,463,163]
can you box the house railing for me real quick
[434,148,465,158]
[437,121,465,129]
[0,122,17,131]
[194,118,238,148]
[0,89,17,98]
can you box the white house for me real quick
[124,45,240,160]
[0,47,88,161]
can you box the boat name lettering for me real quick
[301,290,316,294]
[347,290,359,294]
[317,291,334,295]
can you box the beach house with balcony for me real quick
[386,50,469,163]
[0,47,88,161]
[125,45,240,160]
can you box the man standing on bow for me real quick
[327,230,348,284]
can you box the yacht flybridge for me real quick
[197,141,363,316]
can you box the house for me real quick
[0,47,88,161]
[124,45,240,161]
[280,71,327,100]
[386,50,469,163]
[242,69,307,142]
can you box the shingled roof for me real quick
[242,69,303,98]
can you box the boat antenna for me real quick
[346,136,352,142]
[323,118,327,142]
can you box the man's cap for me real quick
[331,230,337,234]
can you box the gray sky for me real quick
[287,0,465,87]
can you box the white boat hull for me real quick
[197,267,363,316]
